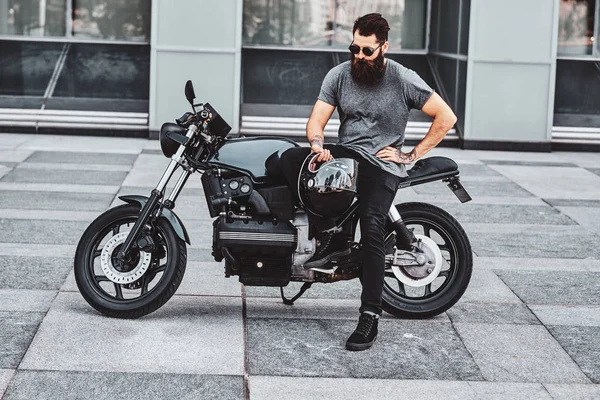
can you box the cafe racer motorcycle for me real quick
[74,81,473,319]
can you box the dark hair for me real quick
[352,13,390,43]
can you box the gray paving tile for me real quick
[246,280,363,300]
[490,165,600,200]
[0,134,31,150]
[557,207,600,235]
[0,256,72,290]
[247,318,483,380]
[141,149,163,155]
[0,182,119,194]
[1,168,128,185]
[456,163,503,177]
[0,150,33,163]
[496,271,600,305]
[447,303,539,325]
[459,269,522,304]
[3,371,243,400]
[0,219,88,244]
[18,162,130,172]
[483,159,579,167]
[18,136,145,154]
[0,311,44,368]
[177,262,241,296]
[245,297,450,322]
[0,209,98,221]
[587,168,600,177]
[544,384,600,400]
[548,326,600,384]
[441,204,576,225]
[0,162,17,168]
[25,151,137,165]
[412,179,534,198]
[0,191,113,211]
[467,382,552,399]
[0,369,14,398]
[530,305,600,327]
[249,376,477,400]
[475,256,600,272]
[0,165,10,180]
[454,323,589,383]
[0,244,74,258]
[187,248,217,262]
[468,227,600,259]
[0,290,57,312]
[19,293,244,375]
[544,199,600,208]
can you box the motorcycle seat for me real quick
[402,156,459,185]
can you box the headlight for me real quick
[160,122,187,157]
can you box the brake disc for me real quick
[391,234,443,288]
[100,232,152,284]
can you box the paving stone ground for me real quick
[1,134,600,399]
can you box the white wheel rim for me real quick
[100,232,152,284]
[391,234,443,287]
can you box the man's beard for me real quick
[350,52,386,86]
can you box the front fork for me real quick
[388,205,414,250]
[116,126,197,260]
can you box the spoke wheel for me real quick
[382,202,472,319]
[75,204,187,318]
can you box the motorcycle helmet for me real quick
[298,155,358,217]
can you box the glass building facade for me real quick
[0,0,598,148]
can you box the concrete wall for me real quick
[463,0,560,148]
[149,0,243,133]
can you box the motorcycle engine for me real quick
[214,218,297,286]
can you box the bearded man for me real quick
[280,13,457,351]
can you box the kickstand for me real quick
[280,282,312,305]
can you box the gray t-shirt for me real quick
[318,59,434,178]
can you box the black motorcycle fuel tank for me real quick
[207,137,298,182]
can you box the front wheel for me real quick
[382,202,472,318]
[74,204,187,318]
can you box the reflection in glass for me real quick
[243,0,427,51]
[72,0,150,42]
[0,0,66,37]
[558,0,596,56]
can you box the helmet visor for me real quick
[309,158,358,193]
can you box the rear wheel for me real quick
[74,204,187,318]
[382,202,472,318]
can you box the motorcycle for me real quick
[74,80,473,319]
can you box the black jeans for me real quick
[280,145,402,315]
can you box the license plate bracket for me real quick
[444,176,472,203]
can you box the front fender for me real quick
[119,195,191,245]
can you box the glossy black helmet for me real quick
[299,155,358,217]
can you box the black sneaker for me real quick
[303,232,351,269]
[345,312,379,351]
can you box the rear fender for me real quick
[119,195,191,244]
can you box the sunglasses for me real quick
[348,42,384,57]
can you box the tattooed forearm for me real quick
[309,134,324,148]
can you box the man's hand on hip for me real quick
[376,147,416,165]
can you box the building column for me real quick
[149,0,243,136]
[463,0,560,151]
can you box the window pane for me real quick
[0,0,66,37]
[243,0,427,50]
[558,0,596,56]
[554,60,600,127]
[72,0,150,42]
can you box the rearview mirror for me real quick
[184,80,196,108]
